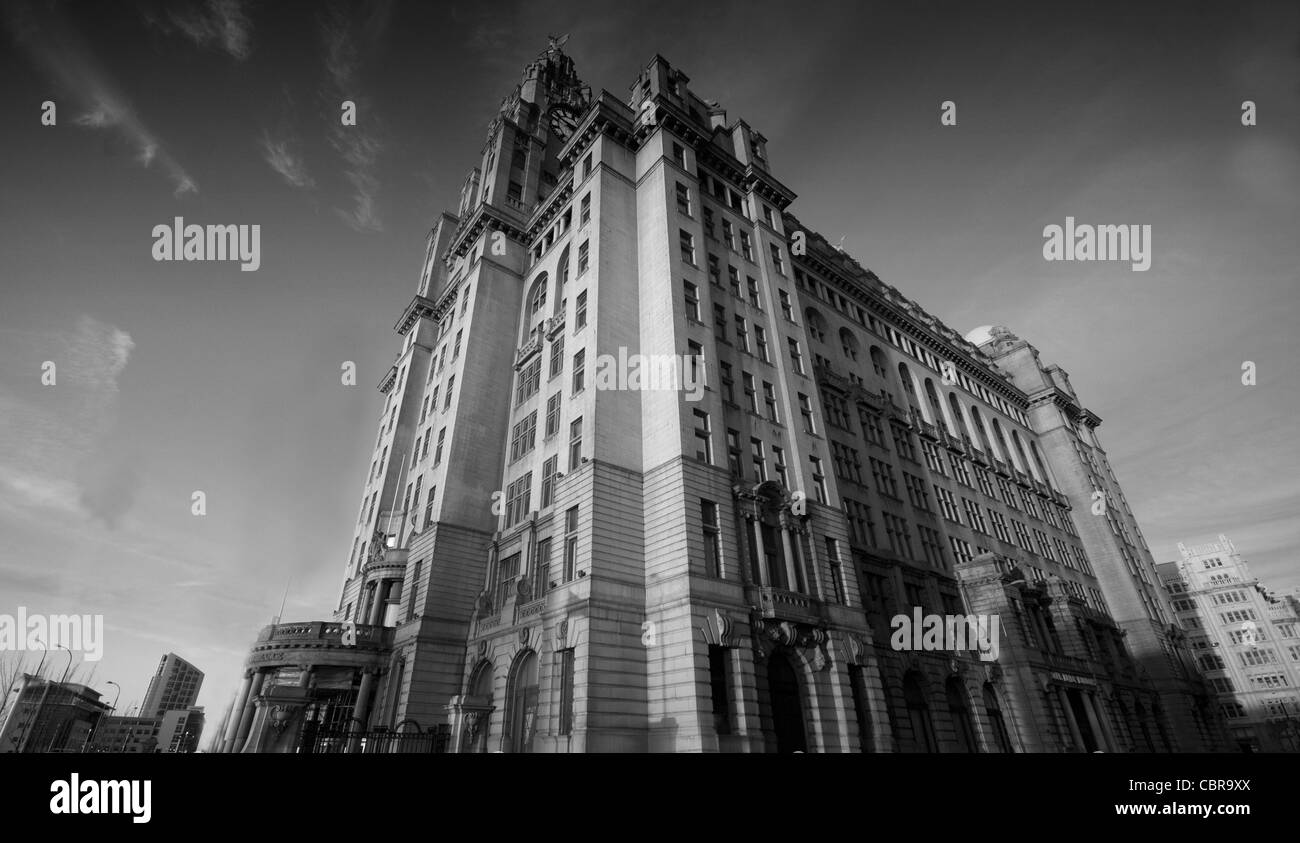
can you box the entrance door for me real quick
[507,651,539,753]
[768,654,807,753]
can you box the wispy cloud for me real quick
[260,130,315,189]
[3,1,198,197]
[148,0,253,61]
[320,2,388,232]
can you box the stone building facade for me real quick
[226,44,1227,753]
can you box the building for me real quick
[1158,535,1300,752]
[0,675,110,753]
[140,653,204,717]
[88,715,161,753]
[227,43,1226,753]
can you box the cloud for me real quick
[151,0,252,61]
[259,130,316,189]
[0,317,136,523]
[3,2,198,197]
[320,2,387,232]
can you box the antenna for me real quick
[386,449,409,547]
[276,577,291,625]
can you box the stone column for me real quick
[347,669,378,753]
[779,529,798,593]
[368,581,388,626]
[298,665,314,688]
[1056,687,1085,752]
[231,669,266,753]
[751,518,769,587]
[221,671,254,753]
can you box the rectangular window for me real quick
[770,243,785,275]
[453,330,463,360]
[444,375,454,409]
[773,446,788,487]
[779,289,794,321]
[742,372,758,413]
[516,357,541,405]
[676,182,692,216]
[581,153,593,179]
[504,473,532,528]
[746,276,762,309]
[684,280,700,321]
[709,645,732,736]
[510,411,538,461]
[559,649,575,734]
[434,427,446,465]
[578,240,590,275]
[798,393,816,433]
[680,229,696,265]
[935,486,959,522]
[762,381,779,422]
[580,193,591,224]
[720,362,734,403]
[750,438,767,482]
[545,392,561,437]
[702,500,722,577]
[550,333,565,378]
[734,315,749,352]
[788,338,805,374]
[672,142,686,168]
[541,455,559,508]
[572,349,585,392]
[754,325,769,362]
[740,230,753,261]
[496,551,521,607]
[568,417,583,469]
[693,409,712,463]
[727,429,742,476]
[810,455,828,504]
[563,506,579,581]
[963,498,988,534]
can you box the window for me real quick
[769,243,785,275]
[891,424,917,462]
[713,303,727,337]
[693,409,712,462]
[922,441,945,473]
[963,498,988,534]
[726,429,742,476]
[788,338,805,374]
[935,486,959,522]
[563,506,579,581]
[434,427,446,465]
[545,392,561,437]
[672,142,686,168]
[739,230,753,261]
[949,454,971,486]
[862,413,885,448]
[750,438,767,482]
[496,552,520,607]
[510,411,538,461]
[883,513,913,558]
[746,276,762,309]
[701,500,722,577]
[559,648,575,734]
[989,510,1010,543]
[572,349,585,392]
[949,536,974,565]
[734,315,749,352]
[568,418,583,469]
[444,376,454,409]
[810,456,828,504]
[703,206,715,240]
[549,333,565,379]
[918,525,946,568]
[762,381,779,422]
[773,446,788,487]
[720,362,734,403]
[742,372,758,413]
[754,325,769,361]
[581,153,593,179]
[577,240,589,275]
[904,473,931,511]
[516,357,541,405]
[726,264,741,297]
[722,219,735,251]
[580,193,591,225]
[871,458,899,498]
[798,393,816,433]
[709,645,731,735]
[680,229,696,265]
[675,182,692,216]
[504,473,532,527]
[541,455,559,508]
[683,280,700,321]
[779,289,793,320]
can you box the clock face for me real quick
[548,105,578,143]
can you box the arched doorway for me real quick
[946,676,979,752]
[465,660,494,754]
[767,653,807,753]
[505,651,539,753]
[903,671,938,752]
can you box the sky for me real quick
[0,0,1297,735]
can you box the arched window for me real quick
[924,379,948,433]
[991,418,1011,466]
[1011,430,1032,476]
[983,683,1014,752]
[839,327,860,362]
[903,671,938,752]
[504,650,539,753]
[946,676,979,752]
[968,406,994,455]
[804,308,827,343]
[898,362,918,400]
[528,272,549,316]
[869,346,888,379]
[947,393,971,439]
[1030,441,1052,488]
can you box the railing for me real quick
[258,621,392,648]
[756,587,820,624]
[514,330,543,368]
[300,724,451,754]
[969,447,989,467]
[993,458,1011,477]
[1014,469,1033,488]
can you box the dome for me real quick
[963,325,997,346]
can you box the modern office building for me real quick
[0,675,110,753]
[227,43,1226,753]
[1158,535,1300,752]
[140,653,204,717]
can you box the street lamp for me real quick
[56,644,73,684]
